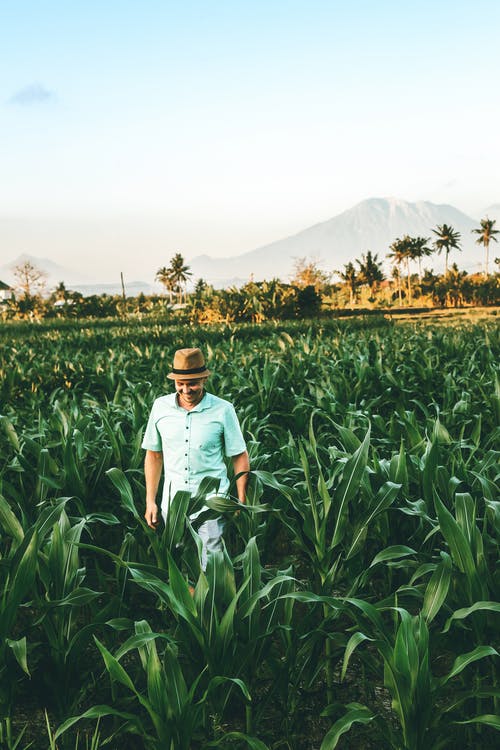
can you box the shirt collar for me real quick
[173,391,212,413]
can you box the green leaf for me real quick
[94,637,138,694]
[106,467,140,520]
[6,637,30,676]
[163,490,191,549]
[331,428,370,548]
[442,601,500,633]
[347,481,400,559]
[440,646,498,685]
[0,415,20,451]
[320,704,375,750]
[341,632,376,681]
[422,552,452,623]
[54,704,145,740]
[369,545,416,568]
[163,644,188,718]
[11,530,39,607]
[48,587,103,607]
[434,493,477,583]
[455,714,500,730]
[0,493,24,544]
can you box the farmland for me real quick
[0,312,499,749]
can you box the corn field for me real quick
[0,314,499,749]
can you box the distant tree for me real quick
[356,251,385,296]
[290,257,330,292]
[51,281,72,302]
[431,224,461,275]
[391,265,403,305]
[168,252,192,303]
[155,266,175,302]
[296,285,322,318]
[194,278,207,299]
[408,236,432,281]
[12,260,47,299]
[388,236,413,303]
[472,217,499,276]
[338,262,359,306]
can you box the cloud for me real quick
[8,83,56,106]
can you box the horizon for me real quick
[1,1,499,280]
[1,195,494,290]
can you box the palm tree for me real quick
[408,236,432,281]
[338,262,359,306]
[431,224,461,275]
[155,266,175,302]
[472,217,499,276]
[168,253,192,303]
[356,251,385,296]
[388,236,413,304]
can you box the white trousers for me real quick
[196,517,225,571]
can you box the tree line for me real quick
[1,218,499,322]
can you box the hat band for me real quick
[171,365,207,375]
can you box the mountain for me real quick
[1,198,493,292]
[481,204,500,223]
[190,198,484,286]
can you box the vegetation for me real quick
[0,314,498,749]
[472,218,499,277]
[2,220,500,324]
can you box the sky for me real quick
[1,0,499,281]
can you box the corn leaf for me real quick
[6,636,30,676]
[331,428,370,549]
[0,493,24,544]
[422,551,452,622]
[442,601,500,633]
[455,715,500,730]
[440,645,498,685]
[106,467,140,520]
[320,704,375,750]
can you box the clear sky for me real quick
[1,0,499,280]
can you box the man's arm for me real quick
[232,450,250,504]
[144,449,163,528]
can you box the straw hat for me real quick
[167,348,211,380]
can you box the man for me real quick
[142,347,249,569]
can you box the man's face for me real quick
[175,377,206,407]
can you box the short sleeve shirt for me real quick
[141,391,246,511]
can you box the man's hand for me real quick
[145,502,159,529]
[144,450,163,530]
[232,450,250,505]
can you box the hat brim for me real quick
[167,369,211,380]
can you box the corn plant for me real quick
[55,618,270,749]
[255,421,401,704]
[32,505,120,717]
[341,602,499,750]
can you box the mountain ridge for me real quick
[1,197,494,292]
[189,197,484,285]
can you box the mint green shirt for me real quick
[141,392,246,511]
